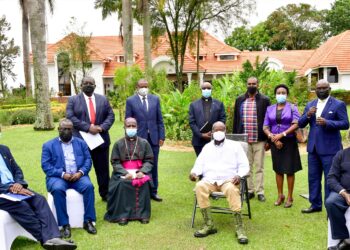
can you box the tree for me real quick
[326,0,350,36]
[0,16,20,97]
[122,0,134,66]
[264,4,327,50]
[28,0,54,130]
[59,17,92,94]
[152,0,254,91]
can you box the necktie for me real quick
[142,97,148,112]
[89,97,96,124]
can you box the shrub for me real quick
[10,109,36,125]
[331,89,350,104]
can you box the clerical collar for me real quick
[201,96,212,102]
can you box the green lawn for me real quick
[1,122,328,250]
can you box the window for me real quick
[219,55,235,61]
[119,56,125,63]
[195,55,205,61]
[327,67,338,83]
[57,52,71,96]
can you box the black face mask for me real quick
[316,90,330,100]
[247,86,257,95]
[59,131,73,143]
[82,85,95,96]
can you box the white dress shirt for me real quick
[191,139,250,185]
[138,94,149,111]
[316,96,330,118]
[83,93,96,122]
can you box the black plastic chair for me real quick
[190,134,252,228]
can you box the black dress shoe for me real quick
[60,224,71,238]
[247,192,255,200]
[151,194,163,202]
[83,221,97,234]
[328,246,338,250]
[338,239,350,250]
[118,219,128,226]
[140,219,149,224]
[301,207,322,214]
[257,194,266,202]
[43,238,77,250]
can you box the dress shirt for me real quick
[138,94,149,111]
[59,138,82,177]
[191,139,249,185]
[316,96,330,118]
[0,154,14,184]
[83,93,96,122]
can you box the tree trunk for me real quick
[28,0,54,130]
[142,0,152,78]
[21,0,32,98]
[0,64,5,97]
[122,0,133,67]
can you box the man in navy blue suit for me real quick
[0,144,77,249]
[299,79,349,213]
[125,79,165,202]
[189,82,226,156]
[66,76,115,202]
[42,119,97,238]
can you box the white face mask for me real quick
[213,131,225,141]
[138,87,149,96]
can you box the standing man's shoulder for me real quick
[126,94,137,102]
[332,96,346,106]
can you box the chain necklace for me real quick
[124,137,138,162]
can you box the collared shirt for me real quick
[191,139,249,185]
[0,154,14,184]
[59,138,77,175]
[201,97,212,122]
[83,93,96,122]
[242,97,258,143]
[138,94,149,111]
[316,96,330,117]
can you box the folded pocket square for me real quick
[328,111,333,114]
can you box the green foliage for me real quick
[239,57,269,84]
[331,89,350,104]
[326,0,350,36]
[10,109,36,125]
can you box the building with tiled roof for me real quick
[39,30,350,96]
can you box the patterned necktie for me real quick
[89,97,96,124]
[142,96,148,112]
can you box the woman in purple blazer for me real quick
[263,84,302,208]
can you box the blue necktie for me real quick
[142,97,148,112]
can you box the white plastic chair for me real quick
[328,207,350,248]
[0,209,36,250]
[47,189,84,228]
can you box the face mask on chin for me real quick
[59,131,73,143]
[247,86,257,95]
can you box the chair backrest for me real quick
[226,133,248,155]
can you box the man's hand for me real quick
[275,140,283,150]
[63,173,72,181]
[95,125,103,133]
[10,183,23,193]
[159,140,164,147]
[201,132,211,141]
[17,188,34,196]
[89,125,100,135]
[125,173,133,180]
[136,172,145,178]
[70,172,83,182]
[341,191,350,206]
[231,176,240,185]
[316,117,327,126]
[189,173,198,182]
[307,106,317,117]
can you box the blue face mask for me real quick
[126,128,137,138]
[202,89,212,98]
[276,94,287,104]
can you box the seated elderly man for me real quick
[326,134,350,250]
[190,121,249,244]
[41,118,97,238]
[104,117,153,225]
[0,144,76,249]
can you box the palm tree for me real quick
[28,0,54,130]
[122,0,133,67]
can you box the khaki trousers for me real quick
[195,180,241,212]
[247,141,266,195]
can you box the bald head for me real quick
[316,79,330,88]
[200,82,212,89]
[58,118,73,129]
[137,79,149,88]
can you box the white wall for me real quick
[335,74,350,90]
[87,62,105,95]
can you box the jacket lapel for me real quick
[94,94,101,122]
[321,97,333,118]
[54,138,66,169]
[79,93,90,122]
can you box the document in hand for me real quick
[79,131,104,150]
[0,193,35,202]
[200,121,212,133]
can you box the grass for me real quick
[1,122,329,250]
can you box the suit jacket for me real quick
[327,147,350,193]
[298,96,349,155]
[125,94,165,145]
[0,145,28,194]
[41,137,92,190]
[189,98,226,146]
[66,93,115,148]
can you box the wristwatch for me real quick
[282,132,287,137]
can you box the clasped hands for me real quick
[125,172,145,180]
[9,183,34,196]
[63,172,83,182]
[189,173,240,185]
[89,124,103,135]
[269,134,284,149]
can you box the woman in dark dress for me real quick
[263,84,302,208]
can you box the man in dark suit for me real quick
[66,76,115,201]
[0,144,77,249]
[326,141,350,250]
[125,79,165,202]
[299,79,349,213]
[189,82,226,156]
[41,119,97,238]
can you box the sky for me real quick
[0,0,334,88]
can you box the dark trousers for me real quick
[193,146,204,156]
[147,134,160,195]
[48,176,96,226]
[90,145,110,198]
[326,191,350,239]
[308,151,334,209]
[0,193,60,243]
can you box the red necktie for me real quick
[89,97,96,124]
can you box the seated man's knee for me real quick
[325,192,342,209]
[195,181,208,192]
